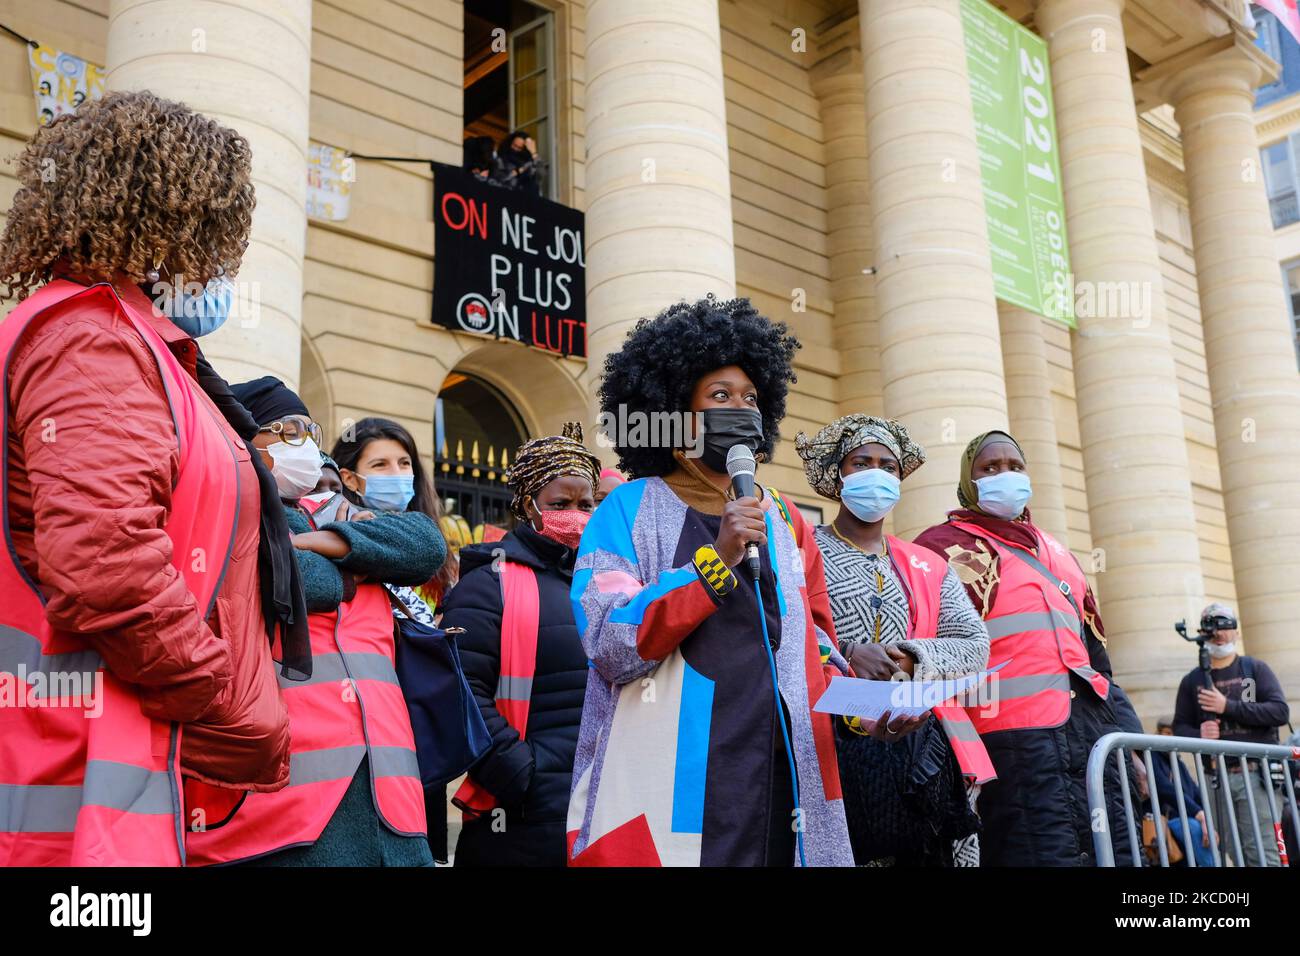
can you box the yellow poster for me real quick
[306,142,353,221]
[28,44,105,127]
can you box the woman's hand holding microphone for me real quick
[714,496,767,568]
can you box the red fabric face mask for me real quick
[534,508,590,550]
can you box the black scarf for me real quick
[193,352,311,681]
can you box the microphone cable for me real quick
[752,572,807,868]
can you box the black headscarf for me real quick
[196,359,311,681]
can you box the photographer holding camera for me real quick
[1172,602,1290,866]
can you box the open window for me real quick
[1280,258,1300,369]
[464,0,558,199]
[1261,136,1300,229]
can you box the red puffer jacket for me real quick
[4,280,290,791]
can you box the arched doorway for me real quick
[298,334,334,441]
[435,372,527,534]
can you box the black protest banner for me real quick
[432,164,586,357]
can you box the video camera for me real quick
[1174,611,1238,644]
[1176,612,1239,715]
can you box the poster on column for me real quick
[431,164,587,357]
[305,142,353,221]
[960,0,1074,326]
[28,44,105,127]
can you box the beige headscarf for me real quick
[956,430,1025,511]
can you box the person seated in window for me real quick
[498,130,542,194]
[463,135,503,186]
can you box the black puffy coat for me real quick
[441,523,588,866]
[976,628,1141,867]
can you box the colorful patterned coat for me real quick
[565,477,853,866]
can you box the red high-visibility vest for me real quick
[886,536,997,784]
[0,281,241,866]
[947,520,1109,734]
[453,560,540,820]
[186,496,426,864]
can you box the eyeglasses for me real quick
[259,415,323,447]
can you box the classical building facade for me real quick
[1256,5,1300,359]
[3,0,1298,725]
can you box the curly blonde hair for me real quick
[0,89,255,301]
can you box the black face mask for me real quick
[697,407,764,473]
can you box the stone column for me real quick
[998,303,1071,546]
[582,0,736,432]
[811,48,882,418]
[1035,0,1206,711]
[1165,43,1300,694]
[860,0,1009,539]
[106,0,312,388]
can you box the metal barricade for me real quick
[1086,732,1300,867]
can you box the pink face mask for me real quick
[534,508,591,550]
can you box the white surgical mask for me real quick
[975,471,1032,519]
[839,468,901,523]
[1207,641,1236,660]
[267,437,323,500]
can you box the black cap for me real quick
[229,376,310,427]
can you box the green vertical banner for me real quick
[960,0,1074,326]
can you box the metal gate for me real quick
[1086,732,1300,867]
[436,438,514,533]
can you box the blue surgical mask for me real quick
[156,276,234,338]
[839,467,900,523]
[975,471,1032,519]
[360,473,415,512]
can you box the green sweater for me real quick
[284,503,446,612]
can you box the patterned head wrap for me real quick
[794,414,925,500]
[506,422,602,519]
[957,430,1024,510]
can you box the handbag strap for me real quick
[997,540,1084,623]
[384,582,419,617]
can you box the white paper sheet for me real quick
[813,660,1010,720]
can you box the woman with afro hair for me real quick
[566,296,853,866]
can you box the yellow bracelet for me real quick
[693,544,737,599]
[842,714,871,736]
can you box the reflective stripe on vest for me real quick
[985,609,1079,641]
[932,703,996,780]
[0,624,103,675]
[0,281,239,866]
[0,761,175,832]
[185,510,426,864]
[278,650,399,688]
[995,535,1109,697]
[454,560,541,819]
[948,520,1106,734]
[289,744,422,785]
[886,536,997,784]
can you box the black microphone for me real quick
[726,444,761,581]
